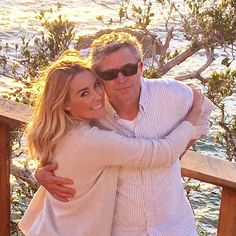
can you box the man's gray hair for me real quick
[90,31,143,69]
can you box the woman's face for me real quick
[65,70,105,120]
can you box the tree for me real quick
[93,0,236,160]
[0,1,235,235]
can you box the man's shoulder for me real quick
[142,77,191,95]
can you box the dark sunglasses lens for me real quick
[121,63,138,76]
[100,70,119,81]
[99,62,139,81]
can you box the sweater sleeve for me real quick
[71,120,194,169]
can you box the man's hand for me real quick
[35,162,76,202]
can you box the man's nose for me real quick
[115,72,127,83]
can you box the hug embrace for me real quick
[19,31,214,236]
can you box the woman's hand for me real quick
[184,86,204,125]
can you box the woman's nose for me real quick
[92,90,103,100]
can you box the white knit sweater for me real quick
[19,119,194,236]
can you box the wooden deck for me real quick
[0,97,236,236]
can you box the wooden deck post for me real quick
[0,123,11,236]
[217,187,236,236]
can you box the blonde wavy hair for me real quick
[26,50,92,166]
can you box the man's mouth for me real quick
[115,86,130,91]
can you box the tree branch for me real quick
[90,0,115,10]
[159,44,202,76]
[10,163,37,185]
[174,47,214,82]
[159,27,174,67]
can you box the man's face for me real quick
[96,47,143,105]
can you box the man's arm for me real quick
[35,162,76,202]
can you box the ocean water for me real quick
[1,1,235,235]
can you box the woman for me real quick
[19,51,202,236]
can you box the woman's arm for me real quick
[35,87,203,201]
[73,120,194,169]
[34,120,193,201]
[65,85,202,169]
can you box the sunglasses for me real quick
[97,61,140,81]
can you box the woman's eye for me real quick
[80,91,88,97]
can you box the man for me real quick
[35,31,213,235]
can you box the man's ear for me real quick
[139,61,144,73]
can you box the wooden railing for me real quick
[0,97,236,236]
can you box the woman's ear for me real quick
[64,102,71,111]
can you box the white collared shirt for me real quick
[95,77,214,236]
